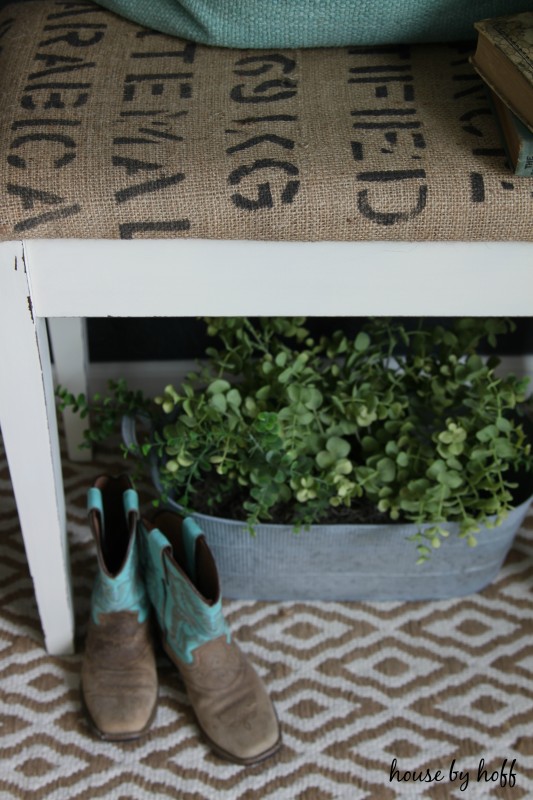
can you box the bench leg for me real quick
[49,317,92,462]
[0,242,75,655]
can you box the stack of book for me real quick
[471,11,533,177]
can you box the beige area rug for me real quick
[1,433,533,799]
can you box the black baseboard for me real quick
[87,317,533,362]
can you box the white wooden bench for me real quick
[1,0,532,654]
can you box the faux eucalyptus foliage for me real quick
[58,317,533,561]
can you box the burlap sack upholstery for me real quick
[1,0,532,242]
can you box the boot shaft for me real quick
[88,475,149,624]
[140,512,230,663]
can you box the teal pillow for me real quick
[93,0,532,48]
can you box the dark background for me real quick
[87,317,533,361]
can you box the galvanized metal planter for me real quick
[159,494,532,602]
[122,417,532,602]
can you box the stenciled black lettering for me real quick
[9,132,76,168]
[349,45,410,58]
[131,49,194,60]
[234,54,296,76]
[11,118,81,128]
[21,90,89,110]
[14,204,81,232]
[228,158,300,210]
[357,183,428,225]
[34,52,88,68]
[470,172,485,202]
[24,81,91,90]
[42,23,108,30]
[114,130,184,145]
[351,108,416,116]
[119,219,190,239]
[453,83,486,100]
[233,114,298,125]
[7,182,65,210]
[124,72,193,83]
[226,133,295,154]
[460,107,492,134]
[230,79,297,104]
[349,75,414,84]
[349,64,412,74]
[123,72,193,102]
[351,141,364,160]
[358,169,426,182]
[133,36,196,62]
[119,110,187,118]
[112,156,163,175]
[39,30,105,47]
[352,121,421,130]
[473,147,505,157]
[28,61,96,80]
[115,171,186,203]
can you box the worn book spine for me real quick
[472,12,533,134]
[488,89,533,177]
[474,12,533,84]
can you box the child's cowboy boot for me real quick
[140,510,281,765]
[81,475,158,740]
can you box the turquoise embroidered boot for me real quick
[140,510,281,764]
[81,475,158,741]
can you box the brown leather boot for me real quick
[81,475,158,741]
[140,510,281,764]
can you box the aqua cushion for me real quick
[93,0,532,47]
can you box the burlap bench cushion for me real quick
[1,0,532,243]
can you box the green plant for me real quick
[57,317,533,561]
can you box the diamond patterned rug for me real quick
[0,433,532,799]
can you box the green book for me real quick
[489,89,533,177]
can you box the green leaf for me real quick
[496,416,512,433]
[355,331,370,352]
[227,388,242,408]
[287,384,302,402]
[377,457,396,483]
[396,452,410,468]
[476,424,499,443]
[470,447,490,461]
[437,470,463,489]
[209,393,227,414]
[305,388,323,411]
[207,379,231,395]
[326,436,351,459]
[182,398,194,417]
[426,460,447,480]
[493,438,515,458]
[361,436,378,453]
[316,451,334,469]
[334,458,353,475]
